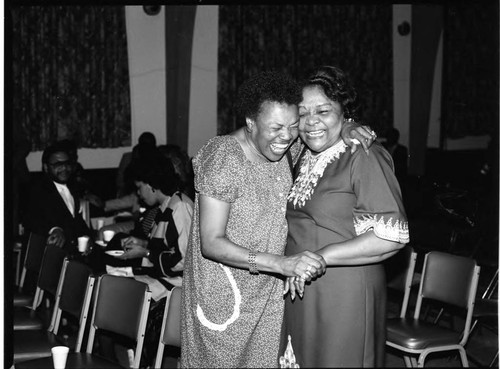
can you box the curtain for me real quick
[10,6,131,151]
[218,4,393,135]
[442,1,499,139]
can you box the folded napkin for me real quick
[106,265,134,277]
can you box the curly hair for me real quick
[131,156,180,196]
[235,71,302,121]
[303,66,360,121]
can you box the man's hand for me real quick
[341,119,377,154]
[47,228,66,248]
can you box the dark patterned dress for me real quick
[284,141,409,368]
[181,136,298,368]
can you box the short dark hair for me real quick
[235,71,301,121]
[41,141,73,165]
[131,156,180,196]
[138,132,156,147]
[303,66,360,120]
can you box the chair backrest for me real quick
[31,243,66,310]
[50,259,94,335]
[19,232,47,288]
[86,275,152,369]
[36,244,66,296]
[386,245,418,317]
[154,287,182,368]
[414,251,481,345]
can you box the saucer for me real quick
[105,250,125,257]
[95,240,106,247]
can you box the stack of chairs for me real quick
[16,274,152,369]
[14,243,66,332]
[14,258,95,364]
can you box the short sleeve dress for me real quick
[181,135,296,368]
[284,141,409,368]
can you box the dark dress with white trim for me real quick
[284,141,409,368]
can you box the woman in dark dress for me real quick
[284,66,410,367]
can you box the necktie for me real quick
[60,185,75,216]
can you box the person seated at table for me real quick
[158,143,195,200]
[100,155,194,366]
[96,144,194,240]
[117,156,193,291]
[116,131,157,197]
[24,140,92,257]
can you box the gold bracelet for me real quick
[248,251,259,275]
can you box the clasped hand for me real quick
[282,251,326,300]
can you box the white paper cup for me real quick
[103,230,115,243]
[97,219,105,230]
[51,346,69,369]
[77,236,89,253]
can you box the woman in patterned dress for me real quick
[284,66,410,367]
[180,71,375,368]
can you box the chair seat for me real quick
[15,352,125,369]
[14,309,44,331]
[14,330,62,363]
[473,299,498,318]
[387,318,462,350]
[14,292,33,307]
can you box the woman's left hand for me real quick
[341,120,377,154]
[284,276,306,301]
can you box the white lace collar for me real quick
[287,140,347,208]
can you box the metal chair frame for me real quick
[386,251,481,367]
[154,287,182,368]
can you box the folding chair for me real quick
[386,251,480,367]
[14,259,95,363]
[14,233,47,307]
[14,244,66,331]
[154,287,182,368]
[468,268,498,367]
[16,274,152,369]
[385,245,418,318]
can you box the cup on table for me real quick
[97,219,105,230]
[103,230,115,243]
[51,345,69,369]
[77,236,90,253]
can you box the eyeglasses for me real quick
[48,160,73,170]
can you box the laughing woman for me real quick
[284,66,409,367]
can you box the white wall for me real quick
[126,6,168,147]
[188,6,219,157]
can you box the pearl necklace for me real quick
[287,140,348,208]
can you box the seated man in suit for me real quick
[24,141,92,256]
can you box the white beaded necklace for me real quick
[287,140,348,208]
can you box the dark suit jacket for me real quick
[24,176,91,255]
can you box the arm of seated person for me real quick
[120,236,148,259]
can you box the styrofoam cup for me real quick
[97,219,105,230]
[51,346,69,369]
[103,230,115,242]
[77,236,89,253]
